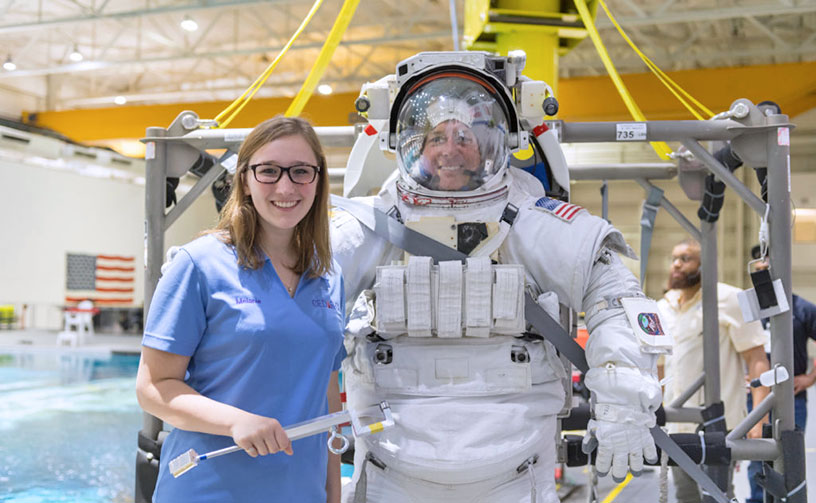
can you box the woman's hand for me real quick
[231,413,293,457]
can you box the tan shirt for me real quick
[658,283,767,433]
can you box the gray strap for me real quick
[331,194,464,263]
[788,479,807,498]
[332,194,730,503]
[651,427,730,503]
[524,293,588,372]
[639,185,664,287]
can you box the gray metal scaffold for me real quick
[135,100,803,503]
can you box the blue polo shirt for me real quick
[143,234,346,503]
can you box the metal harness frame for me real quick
[136,106,803,503]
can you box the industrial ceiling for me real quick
[1,0,814,113]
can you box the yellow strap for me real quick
[285,0,361,117]
[597,0,714,120]
[214,0,324,128]
[574,0,673,160]
[367,422,384,434]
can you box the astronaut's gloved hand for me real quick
[581,410,658,481]
[582,364,661,482]
[160,246,181,275]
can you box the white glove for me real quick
[582,361,662,481]
[582,411,658,481]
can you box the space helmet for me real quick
[395,76,509,197]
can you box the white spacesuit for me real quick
[331,51,667,503]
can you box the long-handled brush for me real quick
[169,401,393,477]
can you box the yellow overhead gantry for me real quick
[464,0,593,94]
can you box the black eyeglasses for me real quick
[248,162,320,184]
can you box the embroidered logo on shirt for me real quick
[533,197,584,222]
[312,299,337,310]
[235,296,261,304]
[637,312,665,336]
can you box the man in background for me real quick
[657,238,770,503]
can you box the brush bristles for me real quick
[169,449,199,478]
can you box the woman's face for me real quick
[420,120,482,191]
[243,134,319,238]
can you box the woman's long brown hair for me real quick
[208,116,331,277]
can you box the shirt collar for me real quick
[664,287,702,312]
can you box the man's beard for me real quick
[669,269,701,289]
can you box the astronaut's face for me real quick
[420,120,482,191]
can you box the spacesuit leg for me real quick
[480,415,561,503]
[343,435,561,503]
[342,444,426,503]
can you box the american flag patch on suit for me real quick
[534,197,584,222]
[65,253,135,305]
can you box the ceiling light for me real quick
[180,16,198,32]
[114,96,127,105]
[317,84,333,95]
[3,56,15,71]
[69,45,83,62]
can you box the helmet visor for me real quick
[396,76,509,192]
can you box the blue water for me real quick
[0,351,141,503]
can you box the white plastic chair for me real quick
[57,300,95,346]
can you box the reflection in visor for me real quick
[396,77,509,193]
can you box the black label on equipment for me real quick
[750,269,778,310]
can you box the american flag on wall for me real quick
[65,253,135,305]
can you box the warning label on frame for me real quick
[778,127,790,146]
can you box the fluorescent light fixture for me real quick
[317,84,333,95]
[3,56,15,71]
[114,96,127,105]
[69,45,83,62]
[180,16,198,32]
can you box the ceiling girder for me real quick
[0,0,814,112]
[0,30,451,80]
[0,0,280,35]
[594,3,816,28]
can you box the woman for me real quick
[136,116,346,502]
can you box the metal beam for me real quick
[744,15,790,49]
[0,31,450,80]
[0,0,281,35]
[562,42,816,73]
[594,3,816,29]
[681,139,767,216]
[567,163,676,180]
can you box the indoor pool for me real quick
[0,350,141,503]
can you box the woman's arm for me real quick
[325,371,342,503]
[135,346,292,457]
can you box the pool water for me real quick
[0,351,141,503]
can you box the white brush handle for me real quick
[199,410,353,460]
[198,444,242,460]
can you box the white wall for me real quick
[0,158,218,329]
[0,85,39,120]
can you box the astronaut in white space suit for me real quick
[331,51,668,502]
